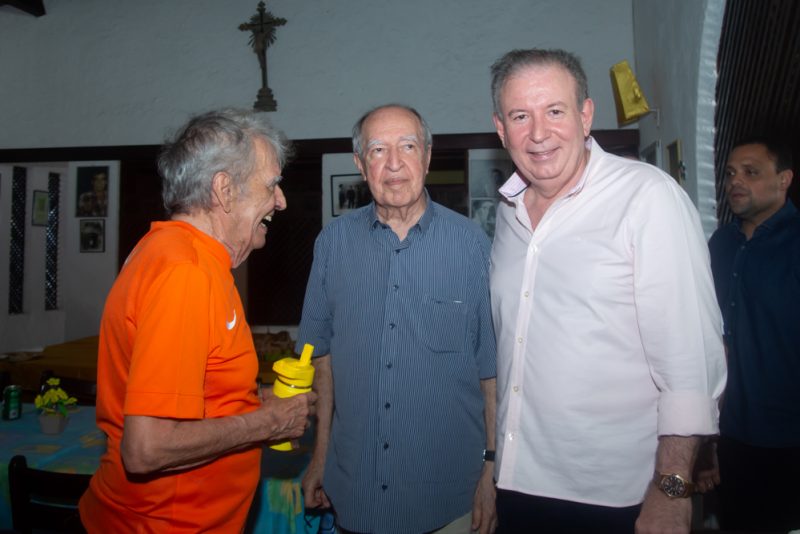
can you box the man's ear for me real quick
[211,171,234,213]
[580,98,595,137]
[353,153,366,181]
[493,113,506,148]
[424,145,432,174]
[779,169,794,192]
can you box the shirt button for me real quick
[730,301,736,307]
[389,323,396,329]
[732,272,738,277]
[386,362,393,369]
[382,484,388,491]
[517,337,523,344]
[513,386,519,392]
[393,284,399,291]
[383,442,389,450]
[508,432,515,441]
[524,291,529,298]
[385,402,391,409]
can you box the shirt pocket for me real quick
[417,295,468,353]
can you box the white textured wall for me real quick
[633,0,725,237]
[1,0,641,350]
[0,162,119,352]
[0,0,633,148]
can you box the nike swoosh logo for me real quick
[226,309,237,330]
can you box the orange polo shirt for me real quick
[80,221,261,533]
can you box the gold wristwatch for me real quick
[653,471,695,498]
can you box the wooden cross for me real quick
[239,1,287,111]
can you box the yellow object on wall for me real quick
[610,60,651,126]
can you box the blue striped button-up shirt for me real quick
[297,197,496,534]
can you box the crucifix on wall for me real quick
[239,1,286,112]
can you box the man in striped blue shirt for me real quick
[298,104,497,534]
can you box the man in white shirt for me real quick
[488,48,726,533]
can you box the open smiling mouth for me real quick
[260,214,273,229]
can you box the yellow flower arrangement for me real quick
[34,377,78,416]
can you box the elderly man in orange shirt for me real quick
[79,109,316,533]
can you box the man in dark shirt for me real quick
[707,137,800,532]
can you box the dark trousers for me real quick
[496,489,641,534]
[717,436,800,533]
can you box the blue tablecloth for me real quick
[0,404,321,533]
[0,403,105,529]
[247,439,322,534]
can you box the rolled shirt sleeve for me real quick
[629,179,727,436]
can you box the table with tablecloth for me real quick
[0,403,320,533]
[0,332,294,396]
[0,403,105,529]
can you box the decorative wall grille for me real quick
[8,166,27,314]
[45,172,61,310]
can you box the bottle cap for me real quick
[272,343,315,383]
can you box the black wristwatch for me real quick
[482,449,495,462]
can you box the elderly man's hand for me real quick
[259,386,317,442]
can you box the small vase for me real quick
[38,413,69,434]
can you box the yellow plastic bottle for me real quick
[270,343,315,451]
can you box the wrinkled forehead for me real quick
[363,108,424,143]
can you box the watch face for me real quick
[660,475,687,497]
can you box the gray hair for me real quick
[158,108,292,216]
[490,48,589,116]
[352,104,433,161]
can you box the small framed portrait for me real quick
[666,139,684,184]
[471,199,497,239]
[640,140,662,169]
[75,166,109,217]
[79,219,105,253]
[331,173,371,217]
[467,149,514,201]
[31,190,49,226]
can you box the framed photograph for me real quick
[471,198,497,239]
[75,165,109,217]
[640,140,662,169]
[467,149,514,239]
[467,149,514,201]
[331,173,371,217]
[79,219,105,253]
[666,139,684,184]
[31,190,49,226]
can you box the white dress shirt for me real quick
[491,138,726,506]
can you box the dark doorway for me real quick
[715,0,800,224]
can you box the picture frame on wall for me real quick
[75,165,109,217]
[79,219,105,253]
[331,173,371,217]
[467,149,514,239]
[31,190,49,226]
[321,153,361,227]
[666,139,684,184]
[640,140,662,169]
